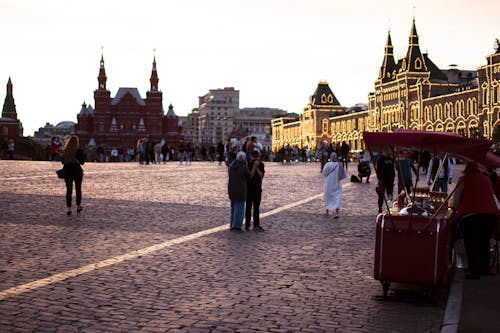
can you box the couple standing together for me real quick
[228,149,265,232]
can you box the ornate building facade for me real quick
[272,19,500,153]
[75,54,181,150]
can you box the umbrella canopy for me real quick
[363,130,498,167]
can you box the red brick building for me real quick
[75,54,181,152]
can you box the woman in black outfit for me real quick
[62,136,85,215]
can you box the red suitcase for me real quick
[374,214,454,296]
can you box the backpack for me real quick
[350,175,362,183]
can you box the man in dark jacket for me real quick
[340,141,350,170]
[245,149,265,231]
[376,151,396,213]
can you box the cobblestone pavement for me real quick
[0,160,448,332]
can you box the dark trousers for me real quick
[245,191,261,229]
[378,180,394,211]
[461,214,497,275]
[65,175,83,208]
[342,154,348,170]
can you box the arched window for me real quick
[415,58,422,70]
[321,94,327,103]
[445,103,452,118]
[482,85,488,105]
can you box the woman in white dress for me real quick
[322,152,347,218]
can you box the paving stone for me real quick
[0,161,450,332]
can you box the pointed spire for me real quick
[100,46,105,68]
[403,18,427,73]
[166,103,177,117]
[7,76,13,95]
[409,18,419,46]
[150,49,159,92]
[98,47,107,90]
[2,77,17,119]
[379,30,397,82]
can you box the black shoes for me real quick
[254,226,264,232]
[77,206,83,215]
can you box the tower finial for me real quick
[100,46,105,67]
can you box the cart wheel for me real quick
[381,281,391,297]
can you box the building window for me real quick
[415,58,422,70]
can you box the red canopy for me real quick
[363,130,498,167]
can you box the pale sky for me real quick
[1,0,499,136]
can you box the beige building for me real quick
[184,87,286,146]
[272,20,500,154]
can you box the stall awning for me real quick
[363,130,499,168]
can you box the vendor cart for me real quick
[363,130,499,296]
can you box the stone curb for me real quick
[441,270,464,333]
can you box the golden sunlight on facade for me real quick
[272,19,500,153]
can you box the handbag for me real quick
[56,169,64,179]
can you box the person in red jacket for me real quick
[452,162,499,279]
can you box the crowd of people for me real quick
[49,134,499,280]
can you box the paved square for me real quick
[0,161,444,332]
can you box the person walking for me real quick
[136,138,145,164]
[153,141,162,164]
[451,162,498,279]
[178,142,185,164]
[340,141,350,170]
[322,152,347,218]
[395,149,417,195]
[245,149,265,231]
[228,151,255,231]
[376,151,396,213]
[217,141,225,165]
[317,141,328,172]
[61,135,85,216]
[50,136,61,161]
[426,154,453,192]
[7,138,14,159]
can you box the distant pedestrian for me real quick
[395,150,417,195]
[340,141,350,170]
[217,141,225,165]
[7,138,14,159]
[61,135,85,216]
[186,143,193,165]
[110,148,118,162]
[228,151,252,231]
[322,152,347,218]
[144,138,151,165]
[137,139,145,164]
[376,151,395,213]
[154,142,162,164]
[50,136,61,161]
[426,154,453,192]
[357,151,371,183]
[318,141,328,172]
[245,149,265,231]
[178,142,185,164]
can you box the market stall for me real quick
[363,130,498,296]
